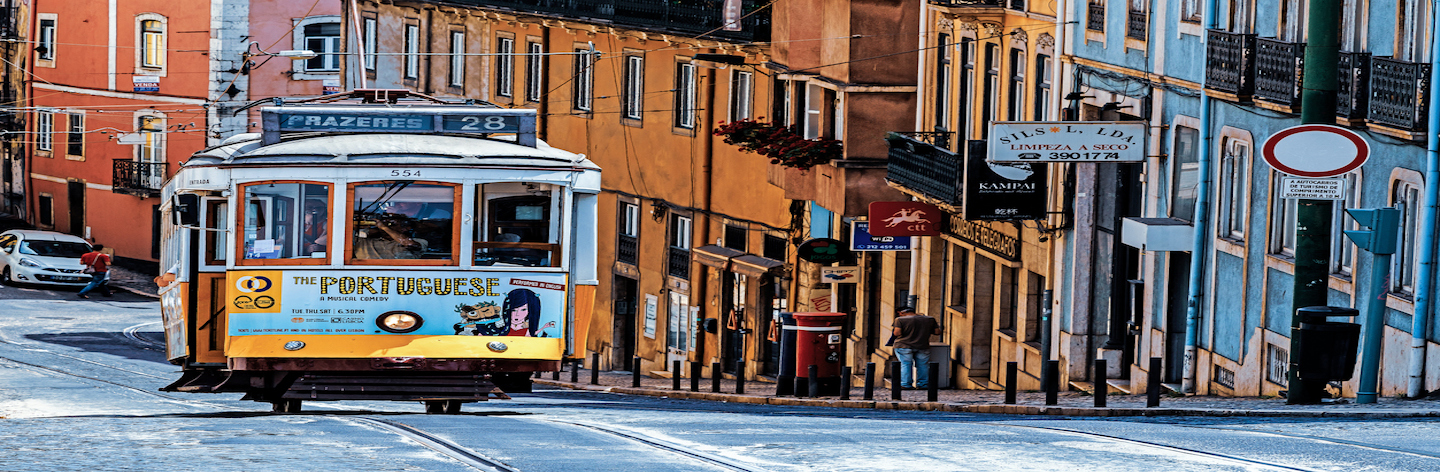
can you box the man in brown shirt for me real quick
[892,306,941,388]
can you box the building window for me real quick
[494,36,513,96]
[731,70,753,121]
[36,111,53,152]
[1025,272,1044,342]
[776,80,793,126]
[574,48,594,112]
[946,246,969,310]
[623,54,644,120]
[137,115,163,163]
[934,33,951,131]
[981,43,999,139]
[618,202,639,265]
[67,113,84,158]
[1087,0,1106,32]
[404,24,420,80]
[959,38,974,140]
[141,19,165,69]
[362,17,377,71]
[303,22,340,72]
[1393,180,1423,295]
[724,224,748,251]
[804,83,824,138]
[451,31,468,89]
[38,194,53,227]
[999,266,1019,332]
[674,61,696,128]
[1181,0,1202,23]
[526,41,543,102]
[37,18,55,62]
[1398,0,1427,61]
[1034,54,1052,121]
[1218,138,1250,240]
[1227,0,1255,33]
[1170,125,1200,221]
[1008,49,1026,121]
[668,215,692,279]
[1332,172,1360,277]
[1269,175,1297,257]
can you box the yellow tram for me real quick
[156,90,600,413]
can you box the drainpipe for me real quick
[1407,3,1440,398]
[1181,0,1220,393]
[349,0,368,89]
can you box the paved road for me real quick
[3,284,1440,471]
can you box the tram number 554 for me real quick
[390,170,421,177]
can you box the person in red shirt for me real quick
[77,244,113,299]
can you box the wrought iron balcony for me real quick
[617,234,638,265]
[1337,51,1370,120]
[112,160,167,197]
[0,6,17,40]
[885,132,963,205]
[1253,37,1305,107]
[668,248,690,279]
[1368,56,1431,132]
[1008,0,1026,10]
[1086,2,1105,32]
[457,0,770,41]
[1126,9,1147,40]
[1204,29,1256,98]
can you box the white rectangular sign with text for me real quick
[989,122,1147,162]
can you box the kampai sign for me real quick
[989,122,1146,162]
[867,201,942,237]
[965,140,1049,220]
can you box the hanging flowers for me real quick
[713,119,842,169]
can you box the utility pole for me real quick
[1287,1,1341,404]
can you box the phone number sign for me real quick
[989,121,1146,162]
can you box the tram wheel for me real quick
[272,399,301,413]
[424,400,446,414]
[443,400,462,414]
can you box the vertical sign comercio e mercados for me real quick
[988,121,1147,162]
[965,140,1049,221]
[867,201,943,237]
[226,270,569,338]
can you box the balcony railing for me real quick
[1369,56,1432,132]
[1205,29,1257,98]
[112,160,167,197]
[668,248,690,279]
[617,234,638,265]
[458,0,770,41]
[1008,0,1026,10]
[885,132,963,205]
[0,6,17,40]
[1253,37,1305,107]
[1126,9,1147,40]
[1337,51,1370,120]
[1086,2,1105,32]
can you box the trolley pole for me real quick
[1287,0,1341,405]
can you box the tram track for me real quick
[546,419,772,472]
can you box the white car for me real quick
[0,230,94,286]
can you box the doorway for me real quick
[722,272,747,374]
[612,275,638,371]
[66,180,84,237]
[1165,253,1191,383]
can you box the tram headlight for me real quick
[376,310,423,333]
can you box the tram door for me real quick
[485,195,552,266]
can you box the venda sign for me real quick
[989,121,1146,162]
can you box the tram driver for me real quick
[354,200,428,259]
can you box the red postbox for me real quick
[792,312,846,396]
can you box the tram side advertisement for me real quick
[226,271,568,338]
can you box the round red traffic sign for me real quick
[1261,124,1370,177]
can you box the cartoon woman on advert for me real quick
[504,288,555,337]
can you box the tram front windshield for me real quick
[351,182,454,261]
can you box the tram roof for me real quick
[185,132,600,170]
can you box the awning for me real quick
[692,245,745,270]
[732,254,787,277]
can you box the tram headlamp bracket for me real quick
[376,311,424,334]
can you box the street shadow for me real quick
[25,331,170,364]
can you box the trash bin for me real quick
[775,312,797,396]
[792,312,847,396]
[1292,306,1361,381]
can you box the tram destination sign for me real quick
[989,121,1146,162]
[261,106,536,146]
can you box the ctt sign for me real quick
[989,121,1146,162]
[868,201,942,237]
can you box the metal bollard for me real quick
[735,360,746,394]
[1147,357,1162,408]
[632,357,642,388]
[808,365,819,398]
[712,362,722,393]
[590,353,600,385]
[927,363,939,402]
[1094,359,1107,408]
[863,362,876,400]
[672,360,682,390]
[840,366,852,400]
[690,361,701,392]
[570,359,580,383]
[891,361,902,401]
[1004,362,1018,404]
[1043,360,1059,406]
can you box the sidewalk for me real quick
[104,266,160,299]
[535,368,1440,418]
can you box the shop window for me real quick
[238,182,331,264]
[349,182,456,264]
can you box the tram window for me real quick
[204,200,229,265]
[238,182,331,263]
[475,182,559,267]
[350,182,456,262]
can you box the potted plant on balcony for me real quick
[713,119,842,169]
